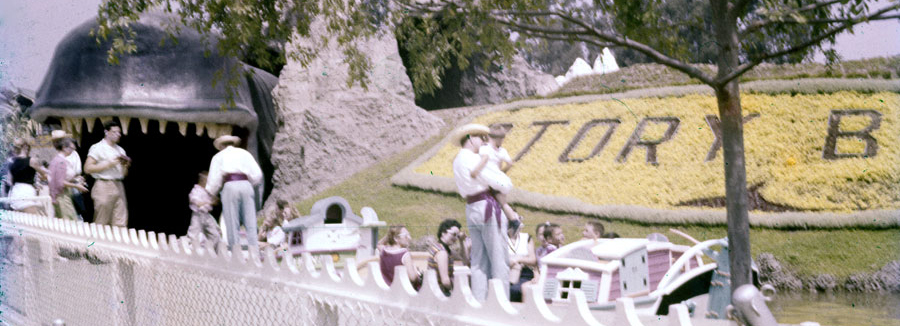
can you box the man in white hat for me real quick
[206,135,263,251]
[451,123,518,301]
[84,121,130,227]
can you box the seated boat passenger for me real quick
[581,221,605,241]
[537,223,564,261]
[507,219,537,302]
[379,226,421,287]
[428,219,468,296]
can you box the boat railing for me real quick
[653,238,725,295]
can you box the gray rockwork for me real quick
[757,253,899,293]
[417,53,559,109]
[269,20,444,206]
[756,253,802,291]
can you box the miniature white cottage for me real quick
[282,196,386,262]
[538,237,707,310]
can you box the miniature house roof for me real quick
[590,238,649,260]
[282,196,374,232]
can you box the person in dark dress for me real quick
[8,138,49,215]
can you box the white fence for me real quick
[0,209,701,326]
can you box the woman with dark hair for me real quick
[427,219,469,296]
[379,225,421,287]
[49,137,88,220]
[8,138,49,215]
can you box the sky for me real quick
[1,0,898,92]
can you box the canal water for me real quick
[770,292,900,326]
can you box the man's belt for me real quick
[466,190,502,230]
[224,173,249,183]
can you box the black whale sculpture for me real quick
[28,13,279,237]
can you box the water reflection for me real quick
[770,292,900,326]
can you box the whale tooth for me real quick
[195,123,206,137]
[177,121,188,136]
[158,120,168,134]
[73,118,83,134]
[85,118,97,133]
[138,118,149,134]
[221,125,232,137]
[207,125,219,139]
[99,116,112,125]
[60,118,72,134]
[119,117,131,135]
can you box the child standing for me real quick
[187,171,221,246]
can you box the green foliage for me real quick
[95,0,897,96]
[394,2,519,95]
[95,0,386,94]
[0,103,41,165]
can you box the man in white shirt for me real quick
[206,135,264,251]
[84,121,130,227]
[451,123,519,302]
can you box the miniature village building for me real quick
[538,237,709,315]
[282,196,386,263]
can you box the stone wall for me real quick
[269,20,444,206]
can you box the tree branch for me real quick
[512,29,616,49]
[545,11,715,84]
[740,0,891,36]
[492,17,594,38]
[409,0,715,84]
[719,4,900,86]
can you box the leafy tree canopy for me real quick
[95,0,897,94]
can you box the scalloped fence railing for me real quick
[0,210,701,326]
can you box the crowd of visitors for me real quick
[1,124,267,253]
[2,122,621,304]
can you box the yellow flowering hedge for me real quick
[411,91,899,213]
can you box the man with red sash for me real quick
[451,124,519,301]
[207,135,263,251]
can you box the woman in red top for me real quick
[379,226,421,287]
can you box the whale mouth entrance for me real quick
[49,116,250,237]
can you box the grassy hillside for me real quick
[551,56,900,98]
[297,109,900,280]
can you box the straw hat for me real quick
[50,130,73,140]
[451,124,490,147]
[213,135,241,150]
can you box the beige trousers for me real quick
[92,180,128,227]
[54,191,78,220]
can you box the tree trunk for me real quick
[715,81,753,292]
[712,0,753,293]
